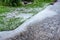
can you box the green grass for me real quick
[0,0,54,14]
[0,17,24,31]
[0,6,15,14]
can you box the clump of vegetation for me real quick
[0,0,54,7]
[0,0,21,6]
[0,17,23,31]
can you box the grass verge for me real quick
[0,6,15,14]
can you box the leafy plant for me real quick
[0,0,21,6]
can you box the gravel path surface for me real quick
[0,1,60,40]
